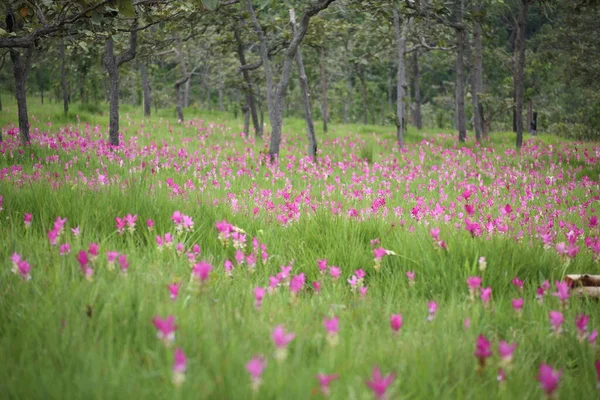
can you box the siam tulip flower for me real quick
[406,271,415,286]
[464,318,471,330]
[316,373,339,396]
[88,243,99,260]
[115,217,126,235]
[366,367,395,400]
[125,214,137,233]
[373,247,387,271]
[462,189,472,200]
[537,363,562,398]
[246,253,257,271]
[474,335,493,370]
[324,316,339,346]
[347,274,359,290]
[246,356,266,392]
[155,235,164,251]
[272,325,295,361]
[117,254,129,273]
[60,243,71,256]
[0,195,3,211]
[465,203,475,216]
[279,265,293,282]
[480,287,492,307]
[182,215,194,232]
[168,283,181,301]
[511,277,524,291]
[596,360,600,389]
[589,330,598,346]
[390,314,403,334]
[589,216,599,230]
[171,211,183,226]
[430,227,441,241]
[176,243,185,254]
[53,216,67,234]
[318,259,328,274]
[465,219,482,237]
[152,315,177,345]
[289,273,305,296]
[71,226,80,237]
[466,276,482,299]
[224,259,234,276]
[512,298,524,316]
[172,348,187,386]
[552,281,570,307]
[497,368,506,384]
[192,244,201,255]
[549,311,564,335]
[48,229,59,246]
[498,341,517,365]
[269,275,281,293]
[537,280,551,303]
[478,257,487,271]
[359,286,368,297]
[427,301,438,321]
[254,287,266,309]
[17,260,32,281]
[312,280,321,293]
[164,233,174,248]
[501,204,512,216]
[575,314,590,342]
[192,261,212,283]
[329,266,341,281]
[146,219,154,231]
[76,250,93,281]
[235,249,245,265]
[23,213,32,228]
[106,251,119,270]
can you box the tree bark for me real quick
[103,31,137,146]
[131,72,137,106]
[10,48,33,145]
[233,26,262,137]
[60,39,68,115]
[455,0,467,143]
[140,63,151,116]
[246,0,335,161]
[320,47,328,133]
[296,47,317,161]
[412,50,422,130]
[358,72,368,125]
[393,7,409,149]
[243,104,250,136]
[515,0,528,149]
[184,78,190,108]
[471,2,484,142]
[218,64,224,112]
[344,74,351,124]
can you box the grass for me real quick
[1,97,599,399]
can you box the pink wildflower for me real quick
[537,364,562,397]
[192,261,212,283]
[316,373,339,396]
[552,281,570,306]
[152,315,177,344]
[59,243,71,255]
[23,213,32,228]
[224,259,234,276]
[117,254,129,273]
[246,356,267,391]
[172,348,187,386]
[272,325,295,361]
[329,266,341,280]
[289,273,305,295]
[406,271,415,286]
[17,260,31,281]
[498,341,517,364]
[168,283,181,300]
[146,219,154,231]
[254,287,266,309]
[549,311,564,335]
[366,367,395,400]
[312,281,321,293]
[480,287,492,306]
[575,314,590,341]
[512,298,524,316]
[317,259,328,274]
[474,335,493,369]
[427,301,438,321]
[511,277,524,290]
[88,243,99,260]
[71,226,80,237]
[390,314,403,333]
[106,251,119,270]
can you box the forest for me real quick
[1,1,600,399]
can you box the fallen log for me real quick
[565,274,600,287]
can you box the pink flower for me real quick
[511,277,524,290]
[390,314,403,333]
[117,254,129,273]
[359,286,368,297]
[48,229,59,246]
[474,335,493,368]
[575,314,589,341]
[106,251,119,269]
[317,259,328,274]
[172,348,187,386]
[124,214,137,233]
[324,317,339,334]
[466,276,482,290]
[589,330,598,345]
[76,250,89,268]
[176,243,185,254]
[155,235,164,250]
[427,301,438,321]
[366,367,395,400]
[549,311,564,335]
[17,260,31,281]
[10,253,22,273]
[552,281,570,306]
[373,247,387,262]
[272,325,295,348]
[406,271,415,285]
[88,243,99,260]
[71,226,80,237]
[224,259,234,276]
[192,261,212,282]
[316,373,338,396]
[512,298,524,314]
[497,368,506,383]
[246,356,266,391]
[312,281,321,293]
[329,266,341,280]
[254,287,266,309]
[59,243,71,255]
[595,360,600,388]
[289,273,305,295]
[152,315,177,344]
[355,269,366,279]
[23,213,32,228]
[430,227,441,241]
[537,363,562,397]
[115,217,126,234]
[146,219,154,230]
[172,211,183,225]
[168,283,181,300]
[480,287,492,305]
[498,341,517,364]
[235,249,245,265]
[464,318,471,329]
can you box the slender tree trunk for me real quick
[296,47,317,161]
[10,48,32,145]
[243,104,250,136]
[412,51,422,130]
[515,0,528,149]
[320,48,328,133]
[233,26,262,137]
[40,89,44,104]
[393,8,408,149]
[131,72,137,106]
[344,75,351,123]
[359,72,368,125]
[471,2,484,142]
[526,99,533,133]
[184,78,190,108]
[175,81,185,122]
[218,65,224,112]
[455,0,467,142]
[140,63,151,117]
[60,39,69,115]
[387,65,393,117]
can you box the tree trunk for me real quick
[412,51,422,130]
[218,65,224,112]
[40,89,44,104]
[526,99,532,134]
[184,78,190,108]
[233,26,262,137]
[393,8,408,149]
[471,2,484,142]
[175,81,185,122]
[455,0,467,143]
[60,39,69,115]
[296,46,317,161]
[243,104,250,137]
[344,75,351,123]
[140,63,151,117]
[359,72,368,125]
[10,48,32,145]
[320,48,328,133]
[515,0,528,149]
[387,65,393,118]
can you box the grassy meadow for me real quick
[1,95,599,399]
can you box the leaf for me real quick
[78,41,89,52]
[201,0,220,11]
[117,0,136,18]
[0,28,7,37]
